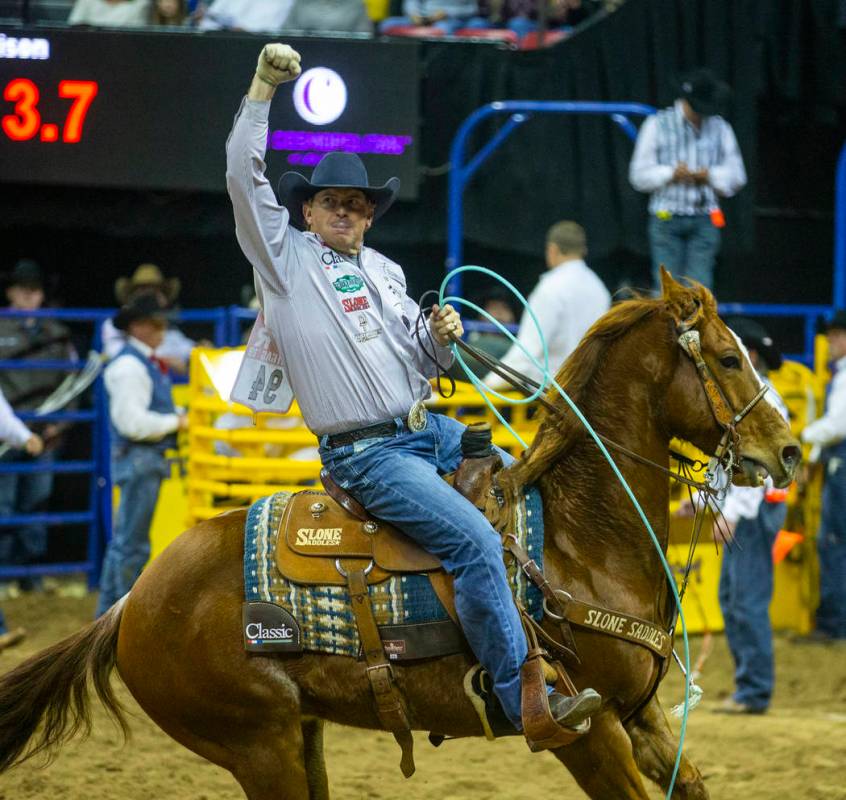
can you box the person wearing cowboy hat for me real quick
[710,317,789,713]
[629,68,747,292]
[800,311,846,642]
[0,259,77,589]
[225,42,600,739]
[101,263,199,373]
[96,293,187,617]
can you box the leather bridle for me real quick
[675,311,769,477]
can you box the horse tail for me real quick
[0,596,129,773]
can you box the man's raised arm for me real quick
[225,44,302,294]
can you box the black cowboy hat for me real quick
[674,68,731,117]
[277,151,400,231]
[113,293,172,332]
[725,317,782,371]
[4,258,44,290]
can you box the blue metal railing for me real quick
[447,102,846,366]
[0,307,228,586]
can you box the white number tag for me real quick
[231,313,294,414]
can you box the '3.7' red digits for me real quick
[2,78,98,143]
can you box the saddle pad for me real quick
[244,487,544,658]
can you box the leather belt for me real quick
[326,421,401,449]
[325,402,428,449]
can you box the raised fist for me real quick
[256,43,302,87]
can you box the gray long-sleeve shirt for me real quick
[226,98,451,436]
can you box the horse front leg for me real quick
[301,717,330,800]
[551,710,652,799]
[625,695,709,799]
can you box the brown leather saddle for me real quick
[272,425,592,775]
[273,448,504,778]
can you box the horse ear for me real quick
[660,266,703,330]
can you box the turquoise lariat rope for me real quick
[440,265,690,800]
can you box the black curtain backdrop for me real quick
[2,0,844,313]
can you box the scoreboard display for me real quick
[0,28,420,198]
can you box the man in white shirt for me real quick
[225,43,601,741]
[483,221,610,390]
[801,311,846,641]
[628,69,747,291]
[96,294,187,617]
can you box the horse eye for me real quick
[720,355,741,369]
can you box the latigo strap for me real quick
[346,565,416,778]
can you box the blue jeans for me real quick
[816,459,846,638]
[95,444,168,617]
[648,213,721,291]
[319,412,527,726]
[379,14,475,33]
[718,501,787,710]
[0,449,55,569]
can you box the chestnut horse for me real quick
[0,272,800,799]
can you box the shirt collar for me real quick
[835,355,846,373]
[127,335,154,358]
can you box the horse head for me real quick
[660,268,800,489]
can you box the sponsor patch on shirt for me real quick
[333,274,364,293]
[342,296,370,313]
[321,250,344,269]
[354,313,382,343]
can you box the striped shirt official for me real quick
[629,100,747,216]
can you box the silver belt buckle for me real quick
[407,400,428,432]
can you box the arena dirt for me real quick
[0,593,844,799]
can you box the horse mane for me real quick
[546,295,666,415]
[506,279,716,486]
[514,296,670,482]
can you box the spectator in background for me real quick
[68,0,152,26]
[379,0,479,33]
[800,311,846,642]
[475,0,583,37]
[483,221,610,389]
[197,0,294,31]
[628,68,747,292]
[150,0,187,24]
[711,319,789,714]
[0,260,76,589]
[96,294,187,617]
[285,0,372,33]
[102,264,198,374]
[0,390,44,652]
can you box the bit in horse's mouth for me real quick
[734,457,770,485]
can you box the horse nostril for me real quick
[780,444,802,471]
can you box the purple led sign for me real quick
[268,130,414,166]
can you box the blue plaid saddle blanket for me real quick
[244,486,544,658]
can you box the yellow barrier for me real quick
[161,346,825,632]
